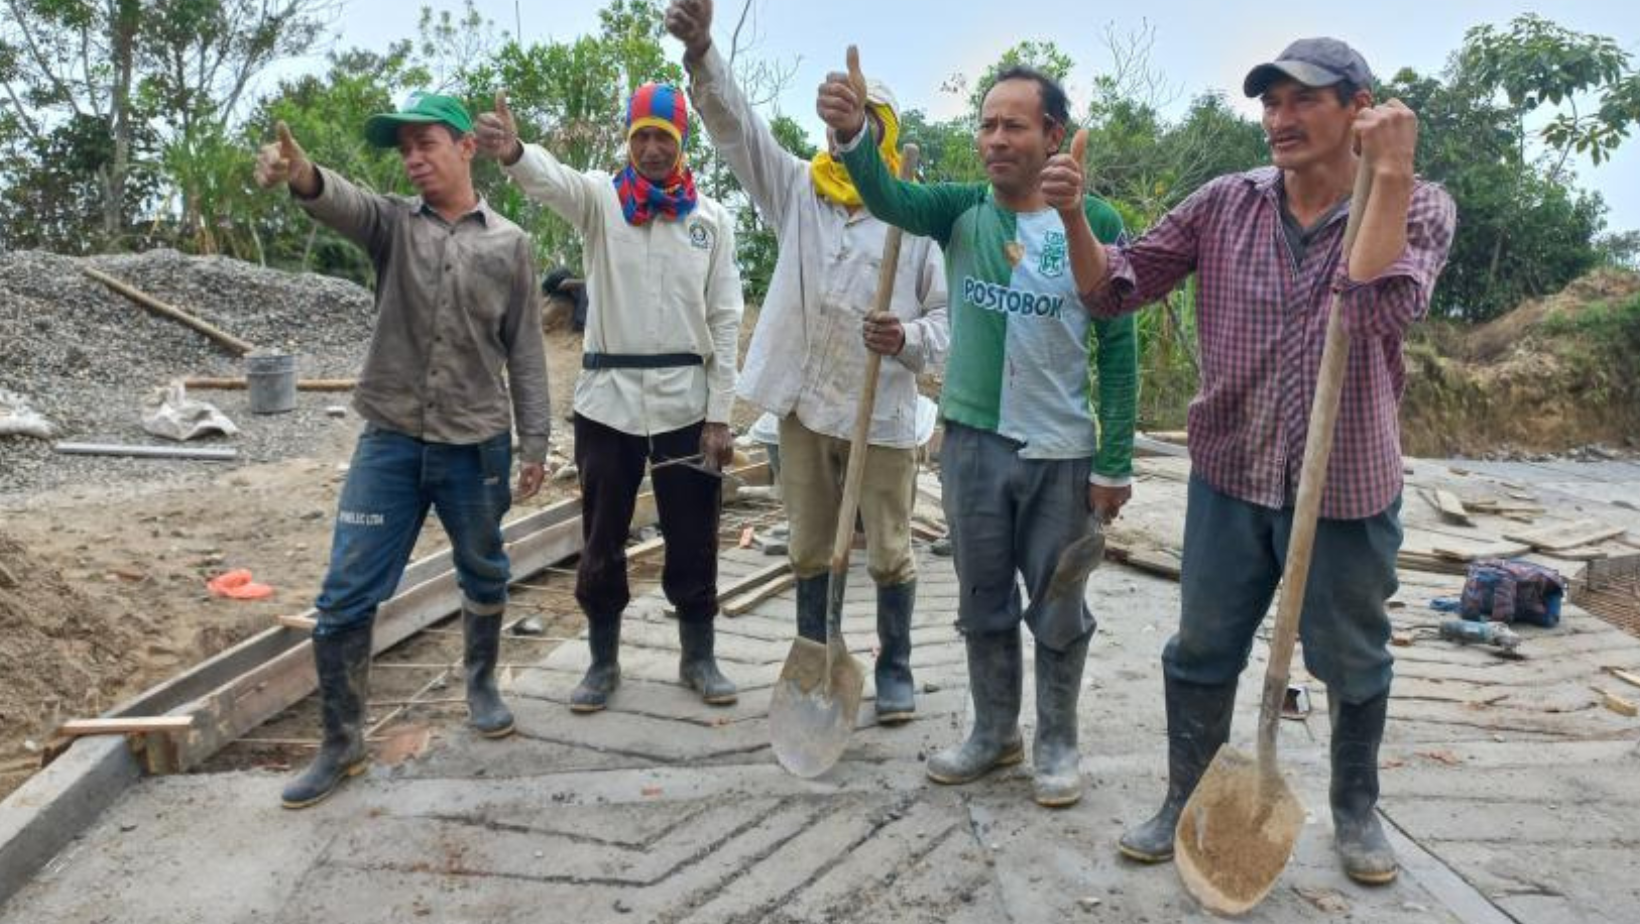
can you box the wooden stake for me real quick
[57,716,196,737]
[81,266,256,355]
[183,376,357,391]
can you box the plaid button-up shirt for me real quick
[1092,167,1456,519]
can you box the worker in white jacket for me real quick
[475,83,744,713]
[668,0,949,724]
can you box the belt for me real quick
[582,352,704,370]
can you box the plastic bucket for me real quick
[245,352,297,414]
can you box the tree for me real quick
[0,0,337,247]
[1462,14,1640,176]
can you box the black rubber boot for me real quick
[1032,632,1091,807]
[463,609,515,738]
[795,574,828,643]
[1331,691,1398,884]
[570,616,621,713]
[281,624,372,809]
[1117,675,1237,861]
[874,581,917,725]
[679,620,739,705]
[926,628,1024,785]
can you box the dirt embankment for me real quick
[1400,268,1640,458]
[0,531,158,775]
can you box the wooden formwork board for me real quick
[82,462,769,774]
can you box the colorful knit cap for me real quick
[614,82,698,225]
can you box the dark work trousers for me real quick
[573,413,721,625]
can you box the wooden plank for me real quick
[1505,520,1628,552]
[1133,434,1189,458]
[1602,666,1640,689]
[722,572,797,616]
[276,614,317,631]
[183,376,356,391]
[626,536,666,562]
[1591,687,1638,717]
[1105,541,1182,580]
[716,561,792,600]
[1422,488,1475,527]
[53,442,237,461]
[908,520,943,541]
[81,265,256,355]
[95,462,775,773]
[57,717,196,737]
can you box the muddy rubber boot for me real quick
[1117,675,1237,861]
[1331,691,1398,884]
[281,624,372,809]
[1032,632,1091,807]
[679,620,739,705]
[463,609,515,738]
[926,628,1024,784]
[795,574,828,643]
[570,616,621,713]
[874,581,917,725]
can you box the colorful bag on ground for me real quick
[1458,559,1565,627]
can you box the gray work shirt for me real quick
[297,167,551,461]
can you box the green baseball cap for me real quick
[363,91,474,148]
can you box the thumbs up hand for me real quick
[255,121,316,193]
[1040,127,1088,215]
[475,90,524,165]
[816,46,869,145]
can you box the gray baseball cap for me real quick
[1243,38,1374,97]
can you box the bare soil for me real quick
[1399,268,1640,457]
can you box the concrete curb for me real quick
[0,736,139,907]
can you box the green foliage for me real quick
[1,2,1635,357]
[1538,291,1640,355]
[1386,58,1609,321]
[965,40,1075,117]
[1462,14,1638,169]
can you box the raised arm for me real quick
[671,0,806,225]
[475,91,606,233]
[818,51,975,244]
[255,121,391,258]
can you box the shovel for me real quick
[1046,512,1105,603]
[770,57,916,778]
[1174,164,1375,915]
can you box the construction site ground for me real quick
[3,451,1638,924]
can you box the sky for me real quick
[306,0,1639,232]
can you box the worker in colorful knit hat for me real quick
[668,0,947,727]
[474,83,745,713]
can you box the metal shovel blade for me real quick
[768,635,865,778]
[1174,745,1305,916]
[1046,513,1105,603]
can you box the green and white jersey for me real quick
[840,135,1137,481]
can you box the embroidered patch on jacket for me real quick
[688,222,713,250]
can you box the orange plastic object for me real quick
[207,568,274,600]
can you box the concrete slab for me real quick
[5,459,1639,923]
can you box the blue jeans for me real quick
[313,425,513,637]
[1164,475,1401,704]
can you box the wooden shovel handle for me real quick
[1256,164,1375,782]
[828,143,920,574]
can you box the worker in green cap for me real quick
[253,92,552,809]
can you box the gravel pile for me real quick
[0,249,378,499]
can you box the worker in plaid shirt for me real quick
[1081,38,1456,883]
